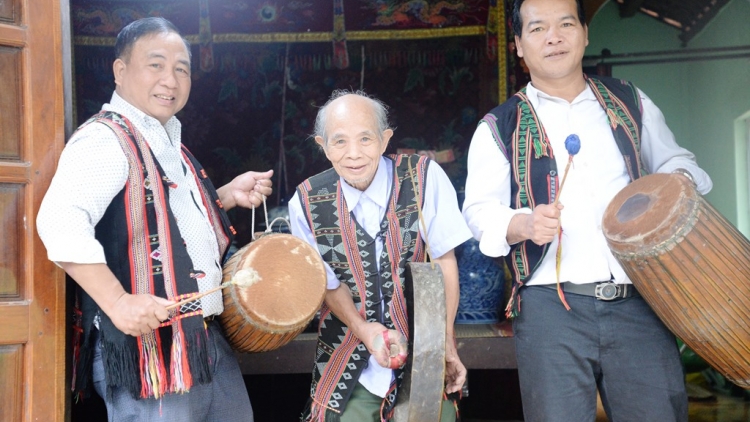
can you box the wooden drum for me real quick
[218,233,327,353]
[602,173,750,388]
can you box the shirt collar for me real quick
[340,156,391,211]
[525,79,596,108]
[104,91,182,139]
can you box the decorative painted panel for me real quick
[70,0,513,247]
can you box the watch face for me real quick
[600,284,617,299]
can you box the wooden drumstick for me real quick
[553,134,581,206]
[553,134,581,311]
[165,268,260,311]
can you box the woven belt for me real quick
[540,282,639,301]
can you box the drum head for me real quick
[603,173,700,256]
[225,233,327,332]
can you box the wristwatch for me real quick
[672,168,696,187]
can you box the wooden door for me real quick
[0,0,70,421]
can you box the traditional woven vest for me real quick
[71,111,235,399]
[480,75,646,318]
[297,154,429,422]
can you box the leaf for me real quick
[217,80,238,103]
[403,68,425,93]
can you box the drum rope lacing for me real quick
[251,196,291,238]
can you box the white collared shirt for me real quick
[37,92,225,316]
[462,82,712,286]
[289,156,471,397]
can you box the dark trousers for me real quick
[339,382,456,422]
[512,285,688,422]
[93,320,254,422]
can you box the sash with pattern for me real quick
[480,75,646,318]
[297,154,429,422]
[71,111,235,399]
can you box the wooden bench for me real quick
[237,322,516,375]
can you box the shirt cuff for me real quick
[478,208,532,258]
[46,237,107,265]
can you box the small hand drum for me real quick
[219,233,327,353]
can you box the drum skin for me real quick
[603,173,750,388]
[219,233,327,353]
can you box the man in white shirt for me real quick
[462,0,712,421]
[289,90,470,421]
[37,17,272,422]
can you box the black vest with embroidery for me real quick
[297,154,428,422]
[481,76,646,317]
[72,111,235,399]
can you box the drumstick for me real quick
[553,134,581,206]
[553,134,580,311]
[165,268,260,311]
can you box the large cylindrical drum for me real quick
[219,233,327,353]
[602,173,750,388]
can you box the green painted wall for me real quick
[586,0,750,231]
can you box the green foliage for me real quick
[403,68,425,93]
[439,67,474,96]
[217,79,239,103]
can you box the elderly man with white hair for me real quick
[289,90,470,422]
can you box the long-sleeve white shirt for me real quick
[37,92,225,316]
[462,82,712,287]
[289,156,471,398]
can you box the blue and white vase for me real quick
[454,191,506,324]
[455,238,505,323]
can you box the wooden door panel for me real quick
[0,345,23,422]
[0,46,22,159]
[0,183,22,297]
[0,0,69,420]
[0,302,28,344]
[0,0,18,24]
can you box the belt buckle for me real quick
[594,282,620,301]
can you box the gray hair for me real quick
[115,17,191,62]
[313,89,390,145]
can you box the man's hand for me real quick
[323,285,408,369]
[107,293,175,336]
[444,339,466,394]
[60,262,175,337]
[508,203,564,245]
[360,324,408,369]
[217,169,274,211]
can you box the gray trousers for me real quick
[93,320,254,422]
[513,285,688,422]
